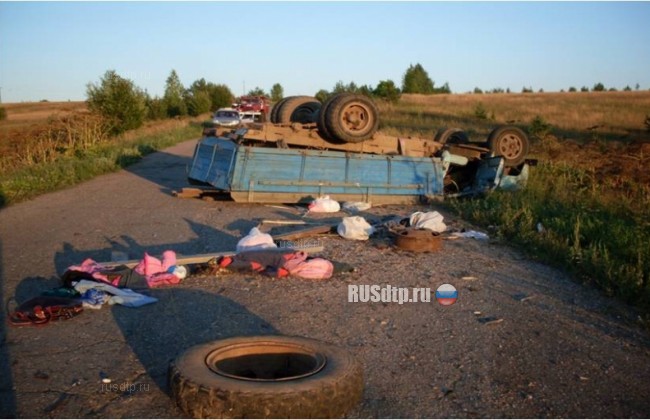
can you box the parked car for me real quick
[239,111,263,123]
[212,109,241,127]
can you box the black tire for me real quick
[487,125,530,167]
[316,93,348,142]
[276,96,321,124]
[169,335,364,419]
[435,127,469,145]
[324,94,379,143]
[270,97,291,124]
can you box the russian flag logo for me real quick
[436,284,458,306]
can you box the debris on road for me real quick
[236,227,277,252]
[337,216,375,241]
[308,195,341,213]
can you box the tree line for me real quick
[83,63,645,135]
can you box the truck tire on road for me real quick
[169,335,364,418]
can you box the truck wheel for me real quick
[487,126,530,167]
[277,96,321,124]
[270,97,291,124]
[435,127,469,144]
[169,335,364,419]
[324,94,379,143]
[316,93,348,142]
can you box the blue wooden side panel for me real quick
[187,137,237,190]
[229,144,444,197]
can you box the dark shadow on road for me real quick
[0,239,17,418]
[52,219,240,276]
[111,288,278,392]
[123,149,195,196]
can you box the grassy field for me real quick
[380,92,650,317]
[0,102,206,206]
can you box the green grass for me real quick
[0,122,200,207]
[379,93,650,318]
[443,162,650,310]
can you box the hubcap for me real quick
[498,134,523,159]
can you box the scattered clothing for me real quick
[73,280,158,308]
[218,250,333,280]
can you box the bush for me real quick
[0,106,7,121]
[529,115,552,138]
[474,102,488,119]
[373,80,401,103]
[186,90,212,117]
[86,70,147,134]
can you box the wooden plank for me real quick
[271,225,334,241]
[98,245,325,269]
[239,124,442,157]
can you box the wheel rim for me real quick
[337,102,375,135]
[206,341,327,382]
[496,133,524,160]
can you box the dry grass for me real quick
[384,91,650,141]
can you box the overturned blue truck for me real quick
[187,93,533,204]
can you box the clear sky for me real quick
[1,1,649,103]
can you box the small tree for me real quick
[592,82,605,92]
[314,89,330,103]
[623,85,632,91]
[206,83,234,111]
[247,87,267,97]
[402,63,434,94]
[163,70,187,117]
[568,86,577,92]
[145,95,167,120]
[86,70,147,134]
[580,86,589,92]
[473,87,483,94]
[373,80,401,103]
[186,90,212,116]
[270,83,284,102]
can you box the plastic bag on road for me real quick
[337,216,375,241]
[308,195,341,213]
[409,211,447,233]
[236,227,278,252]
[342,201,372,213]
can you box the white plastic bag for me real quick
[337,216,375,241]
[342,201,372,213]
[236,227,277,252]
[409,211,447,233]
[308,195,341,213]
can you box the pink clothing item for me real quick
[134,251,177,276]
[66,258,115,285]
[287,258,333,280]
[133,250,182,287]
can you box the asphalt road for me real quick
[1,139,649,418]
